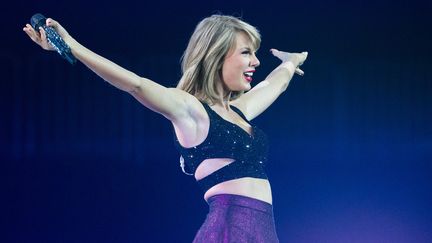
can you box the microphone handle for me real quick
[43,25,77,64]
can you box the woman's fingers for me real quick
[295,68,304,76]
[270,48,284,59]
[38,27,54,50]
[43,18,70,42]
[46,18,56,27]
[39,27,47,42]
[270,49,308,76]
[296,52,307,75]
[298,51,308,65]
[23,24,40,44]
[23,23,54,50]
[301,51,308,61]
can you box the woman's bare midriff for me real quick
[203,177,273,205]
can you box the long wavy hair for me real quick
[177,15,261,105]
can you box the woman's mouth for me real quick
[243,71,254,82]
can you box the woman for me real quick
[23,14,308,242]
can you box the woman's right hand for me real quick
[23,18,72,51]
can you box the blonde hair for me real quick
[177,15,261,105]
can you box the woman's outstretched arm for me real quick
[23,18,192,122]
[231,49,308,121]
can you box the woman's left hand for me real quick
[270,49,308,75]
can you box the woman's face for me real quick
[221,32,260,93]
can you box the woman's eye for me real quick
[242,51,251,55]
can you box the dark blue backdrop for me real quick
[2,1,431,242]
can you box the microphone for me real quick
[31,13,77,64]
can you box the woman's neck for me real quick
[215,82,232,111]
[217,92,231,111]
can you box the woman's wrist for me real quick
[63,35,76,49]
[65,37,83,57]
[279,60,297,74]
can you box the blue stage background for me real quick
[2,1,431,242]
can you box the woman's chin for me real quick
[243,83,252,91]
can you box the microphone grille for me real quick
[30,13,46,30]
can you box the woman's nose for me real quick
[250,54,260,67]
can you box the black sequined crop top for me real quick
[173,102,269,192]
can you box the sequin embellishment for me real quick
[173,102,269,191]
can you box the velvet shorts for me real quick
[193,194,279,243]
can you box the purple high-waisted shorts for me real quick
[193,194,279,243]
